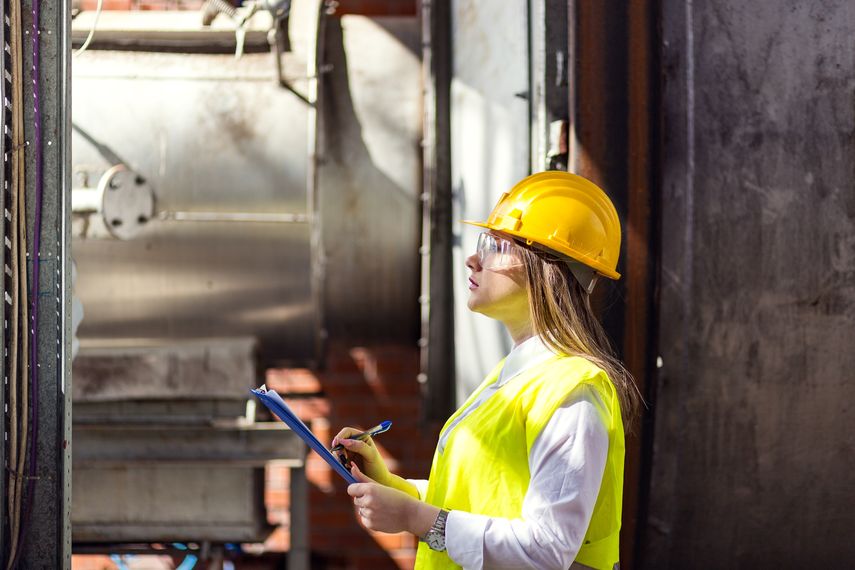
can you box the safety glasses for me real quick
[476,232,523,270]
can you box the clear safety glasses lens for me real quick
[476,232,522,270]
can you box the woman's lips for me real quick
[468,277,479,290]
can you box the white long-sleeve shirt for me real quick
[410,336,610,570]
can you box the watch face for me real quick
[427,532,446,551]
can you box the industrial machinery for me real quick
[68,0,421,562]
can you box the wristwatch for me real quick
[421,508,449,551]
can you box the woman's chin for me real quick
[468,296,497,317]
[466,294,484,313]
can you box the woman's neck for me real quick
[504,320,535,347]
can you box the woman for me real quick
[334,171,640,570]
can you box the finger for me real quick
[347,483,368,497]
[351,463,375,483]
[332,427,364,447]
[339,438,371,454]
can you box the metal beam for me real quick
[288,465,310,570]
[529,0,569,171]
[73,421,305,466]
[0,0,10,558]
[16,0,72,567]
[419,0,455,421]
[568,2,657,568]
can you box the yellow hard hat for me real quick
[463,171,622,280]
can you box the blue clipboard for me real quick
[252,384,358,485]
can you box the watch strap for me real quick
[422,508,449,551]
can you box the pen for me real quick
[330,420,392,452]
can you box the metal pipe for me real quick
[157,211,308,223]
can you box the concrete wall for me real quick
[642,1,855,567]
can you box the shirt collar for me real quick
[497,335,558,386]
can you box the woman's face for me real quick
[465,232,530,322]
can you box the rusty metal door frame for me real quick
[566,2,659,568]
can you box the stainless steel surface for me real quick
[72,52,310,215]
[72,418,305,543]
[73,421,304,465]
[72,12,424,361]
[319,16,422,342]
[72,466,272,542]
[158,210,308,223]
[70,336,307,545]
[74,221,315,362]
[72,338,257,402]
[70,10,275,52]
[72,50,315,363]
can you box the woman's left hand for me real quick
[347,464,439,536]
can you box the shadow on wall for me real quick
[319,15,422,344]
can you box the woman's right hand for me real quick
[332,427,392,487]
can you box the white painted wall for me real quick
[451,0,530,402]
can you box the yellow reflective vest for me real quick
[415,355,625,570]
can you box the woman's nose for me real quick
[466,252,481,271]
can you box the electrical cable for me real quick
[4,0,27,566]
[9,108,30,570]
[3,0,18,555]
[9,0,44,563]
[73,0,102,58]
[5,74,20,570]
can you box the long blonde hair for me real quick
[519,246,641,433]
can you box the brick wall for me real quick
[264,343,441,569]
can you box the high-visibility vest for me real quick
[415,355,625,570]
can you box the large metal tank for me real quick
[72,46,315,363]
[71,3,422,365]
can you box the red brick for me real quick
[71,555,118,570]
[267,368,322,393]
[260,343,431,567]
[282,397,331,420]
[368,531,411,551]
[79,0,133,9]
[312,509,360,530]
[264,526,290,552]
[265,488,289,509]
[265,464,290,489]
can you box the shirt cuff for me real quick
[406,478,429,501]
[445,510,490,569]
